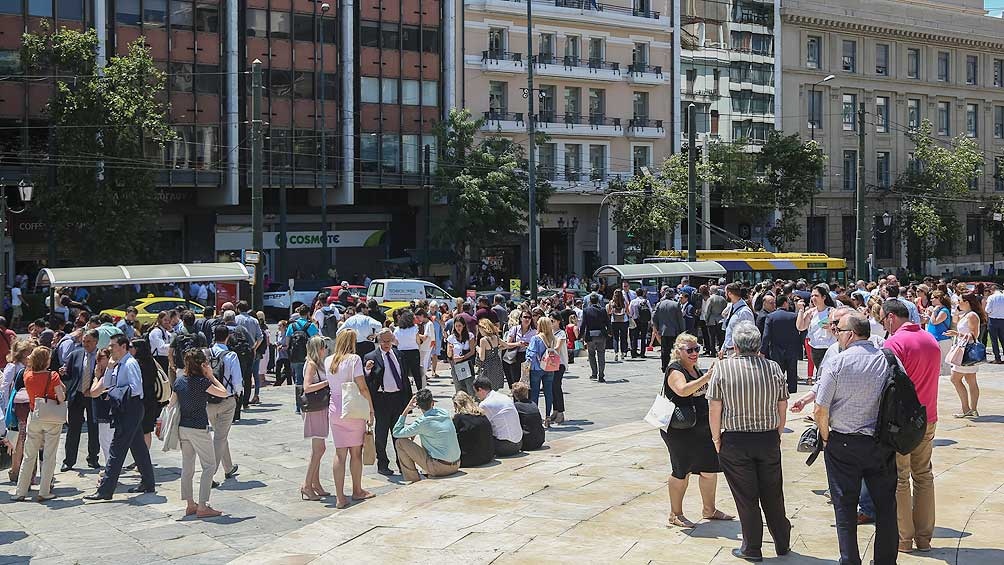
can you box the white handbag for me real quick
[341,381,370,420]
[454,361,472,381]
[644,392,677,432]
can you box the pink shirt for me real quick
[884,323,940,423]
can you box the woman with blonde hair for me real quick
[325,329,375,508]
[451,391,494,467]
[13,346,65,502]
[300,336,331,500]
[2,338,35,483]
[525,317,557,427]
[661,333,732,527]
[476,318,506,391]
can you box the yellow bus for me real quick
[645,250,848,285]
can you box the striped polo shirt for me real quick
[706,355,790,432]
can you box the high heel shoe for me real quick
[300,487,320,501]
[312,486,331,497]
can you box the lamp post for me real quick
[0,179,33,307]
[809,74,834,219]
[871,211,892,280]
[319,2,331,271]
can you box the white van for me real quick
[366,279,453,304]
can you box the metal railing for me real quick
[588,115,621,127]
[628,63,663,75]
[497,0,660,19]
[483,111,525,123]
[531,55,621,72]
[628,118,663,129]
[482,50,523,63]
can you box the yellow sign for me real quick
[509,279,521,294]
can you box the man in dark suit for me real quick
[59,328,101,471]
[760,294,801,392]
[653,290,686,373]
[363,328,414,475]
[755,294,776,335]
[578,294,610,382]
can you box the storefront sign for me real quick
[216,281,238,310]
[509,279,521,294]
[215,230,386,250]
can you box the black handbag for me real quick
[668,403,697,429]
[300,388,330,413]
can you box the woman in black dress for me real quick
[131,339,164,449]
[662,333,734,528]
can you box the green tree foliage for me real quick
[893,120,984,255]
[607,153,719,258]
[434,108,552,287]
[711,131,825,251]
[22,25,173,265]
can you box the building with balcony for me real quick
[781,0,1004,276]
[463,0,674,277]
[0,0,448,283]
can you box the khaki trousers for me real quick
[179,426,217,504]
[896,422,937,547]
[16,417,63,498]
[394,437,459,482]
[206,396,236,479]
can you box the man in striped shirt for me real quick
[708,321,791,562]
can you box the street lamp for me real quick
[809,74,834,219]
[0,179,33,310]
[319,2,331,271]
[871,211,892,280]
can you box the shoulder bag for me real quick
[32,372,68,425]
[341,380,370,420]
[300,363,331,413]
[644,392,676,431]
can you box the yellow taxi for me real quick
[101,297,207,327]
[378,301,412,321]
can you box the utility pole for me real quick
[279,178,288,282]
[251,60,264,310]
[319,2,331,270]
[526,0,538,300]
[701,133,710,249]
[854,102,867,280]
[687,104,697,262]
[424,144,432,277]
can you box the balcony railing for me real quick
[628,118,663,129]
[628,63,663,75]
[483,111,525,123]
[496,0,660,19]
[482,50,523,63]
[587,114,621,127]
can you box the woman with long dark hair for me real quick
[131,338,164,449]
[947,293,987,418]
[393,309,425,390]
[447,319,477,396]
[795,284,837,385]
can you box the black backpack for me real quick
[876,349,928,455]
[206,348,234,404]
[227,327,254,363]
[321,311,340,340]
[288,320,310,363]
[173,329,205,369]
[636,299,652,324]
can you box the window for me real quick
[489,81,507,116]
[143,0,166,26]
[876,151,891,188]
[361,77,379,103]
[938,101,950,135]
[938,51,950,81]
[170,0,193,29]
[842,216,857,263]
[0,51,18,74]
[589,145,605,180]
[246,9,267,36]
[54,0,78,18]
[876,96,889,133]
[806,36,820,69]
[632,42,649,67]
[28,0,51,16]
[487,28,506,57]
[842,94,856,131]
[967,215,982,255]
[967,55,978,85]
[588,38,604,65]
[401,80,420,105]
[996,59,1004,87]
[996,106,1004,138]
[807,217,826,253]
[539,33,555,64]
[401,27,421,51]
[808,89,822,130]
[876,44,889,76]
[169,63,193,92]
[632,145,651,174]
[360,22,380,47]
[907,48,920,79]
[588,88,605,120]
[268,70,293,98]
[421,80,438,106]
[907,152,918,173]
[538,143,556,181]
[996,157,1004,191]
[967,103,978,137]
[422,29,439,53]
[565,144,582,181]
[908,99,921,128]
[195,4,218,32]
[537,85,556,121]
[293,130,318,170]
[116,0,141,25]
[564,86,581,119]
[842,150,857,191]
[292,71,313,99]
[293,14,314,42]
[360,133,379,172]
[632,91,649,120]
[842,40,856,73]
[270,12,291,39]
[381,135,400,173]
[565,35,580,62]
[0,0,18,14]
[402,134,420,173]
[194,64,220,94]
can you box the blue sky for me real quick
[988,1,1003,17]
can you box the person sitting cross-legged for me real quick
[511,382,546,451]
[392,388,462,483]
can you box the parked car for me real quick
[101,297,206,327]
[263,280,330,320]
[366,279,453,304]
[325,285,367,305]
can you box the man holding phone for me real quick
[391,388,461,483]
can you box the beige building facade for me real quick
[781,0,1004,277]
[461,0,674,277]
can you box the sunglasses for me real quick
[522,315,532,319]
[683,346,701,354]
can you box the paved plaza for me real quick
[2,353,1004,564]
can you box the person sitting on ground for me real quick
[511,382,546,451]
[451,391,495,467]
[473,377,523,456]
[392,388,462,483]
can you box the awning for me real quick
[36,262,252,288]
[593,261,727,280]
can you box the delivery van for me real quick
[366,279,453,304]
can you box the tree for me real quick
[607,153,719,259]
[711,131,825,251]
[23,25,173,265]
[433,108,552,287]
[893,119,984,260]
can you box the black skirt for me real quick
[660,419,721,480]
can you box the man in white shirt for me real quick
[338,303,383,357]
[473,378,522,456]
[10,286,24,325]
[985,285,1004,363]
[208,325,242,484]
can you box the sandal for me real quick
[703,509,735,521]
[335,499,351,509]
[351,490,375,501]
[667,514,696,528]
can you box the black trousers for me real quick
[552,364,566,412]
[773,356,799,393]
[702,322,718,355]
[372,389,409,469]
[63,393,100,467]
[399,349,424,390]
[824,432,898,565]
[236,356,253,420]
[718,431,791,557]
[503,359,520,388]
[631,321,649,357]
[660,334,677,373]
[98,395,155,496]
[274,358,292,385]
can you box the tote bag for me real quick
[32,373,67,425]
[341,381,370,420]
[644,392,676,431]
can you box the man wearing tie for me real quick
[59,329,101,471]
[760,294,802,393]
[363,328,413,476]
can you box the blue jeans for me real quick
[292,362,305,414]
[529,369,555,417]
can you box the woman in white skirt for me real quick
[947,293,986,418]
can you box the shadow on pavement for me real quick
[934,526,973,538]
[934,438,958,447]
[0,531,28,544]
[217,480,267,492]
[233,419,270,426]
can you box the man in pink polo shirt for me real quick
[880,299,940,554]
